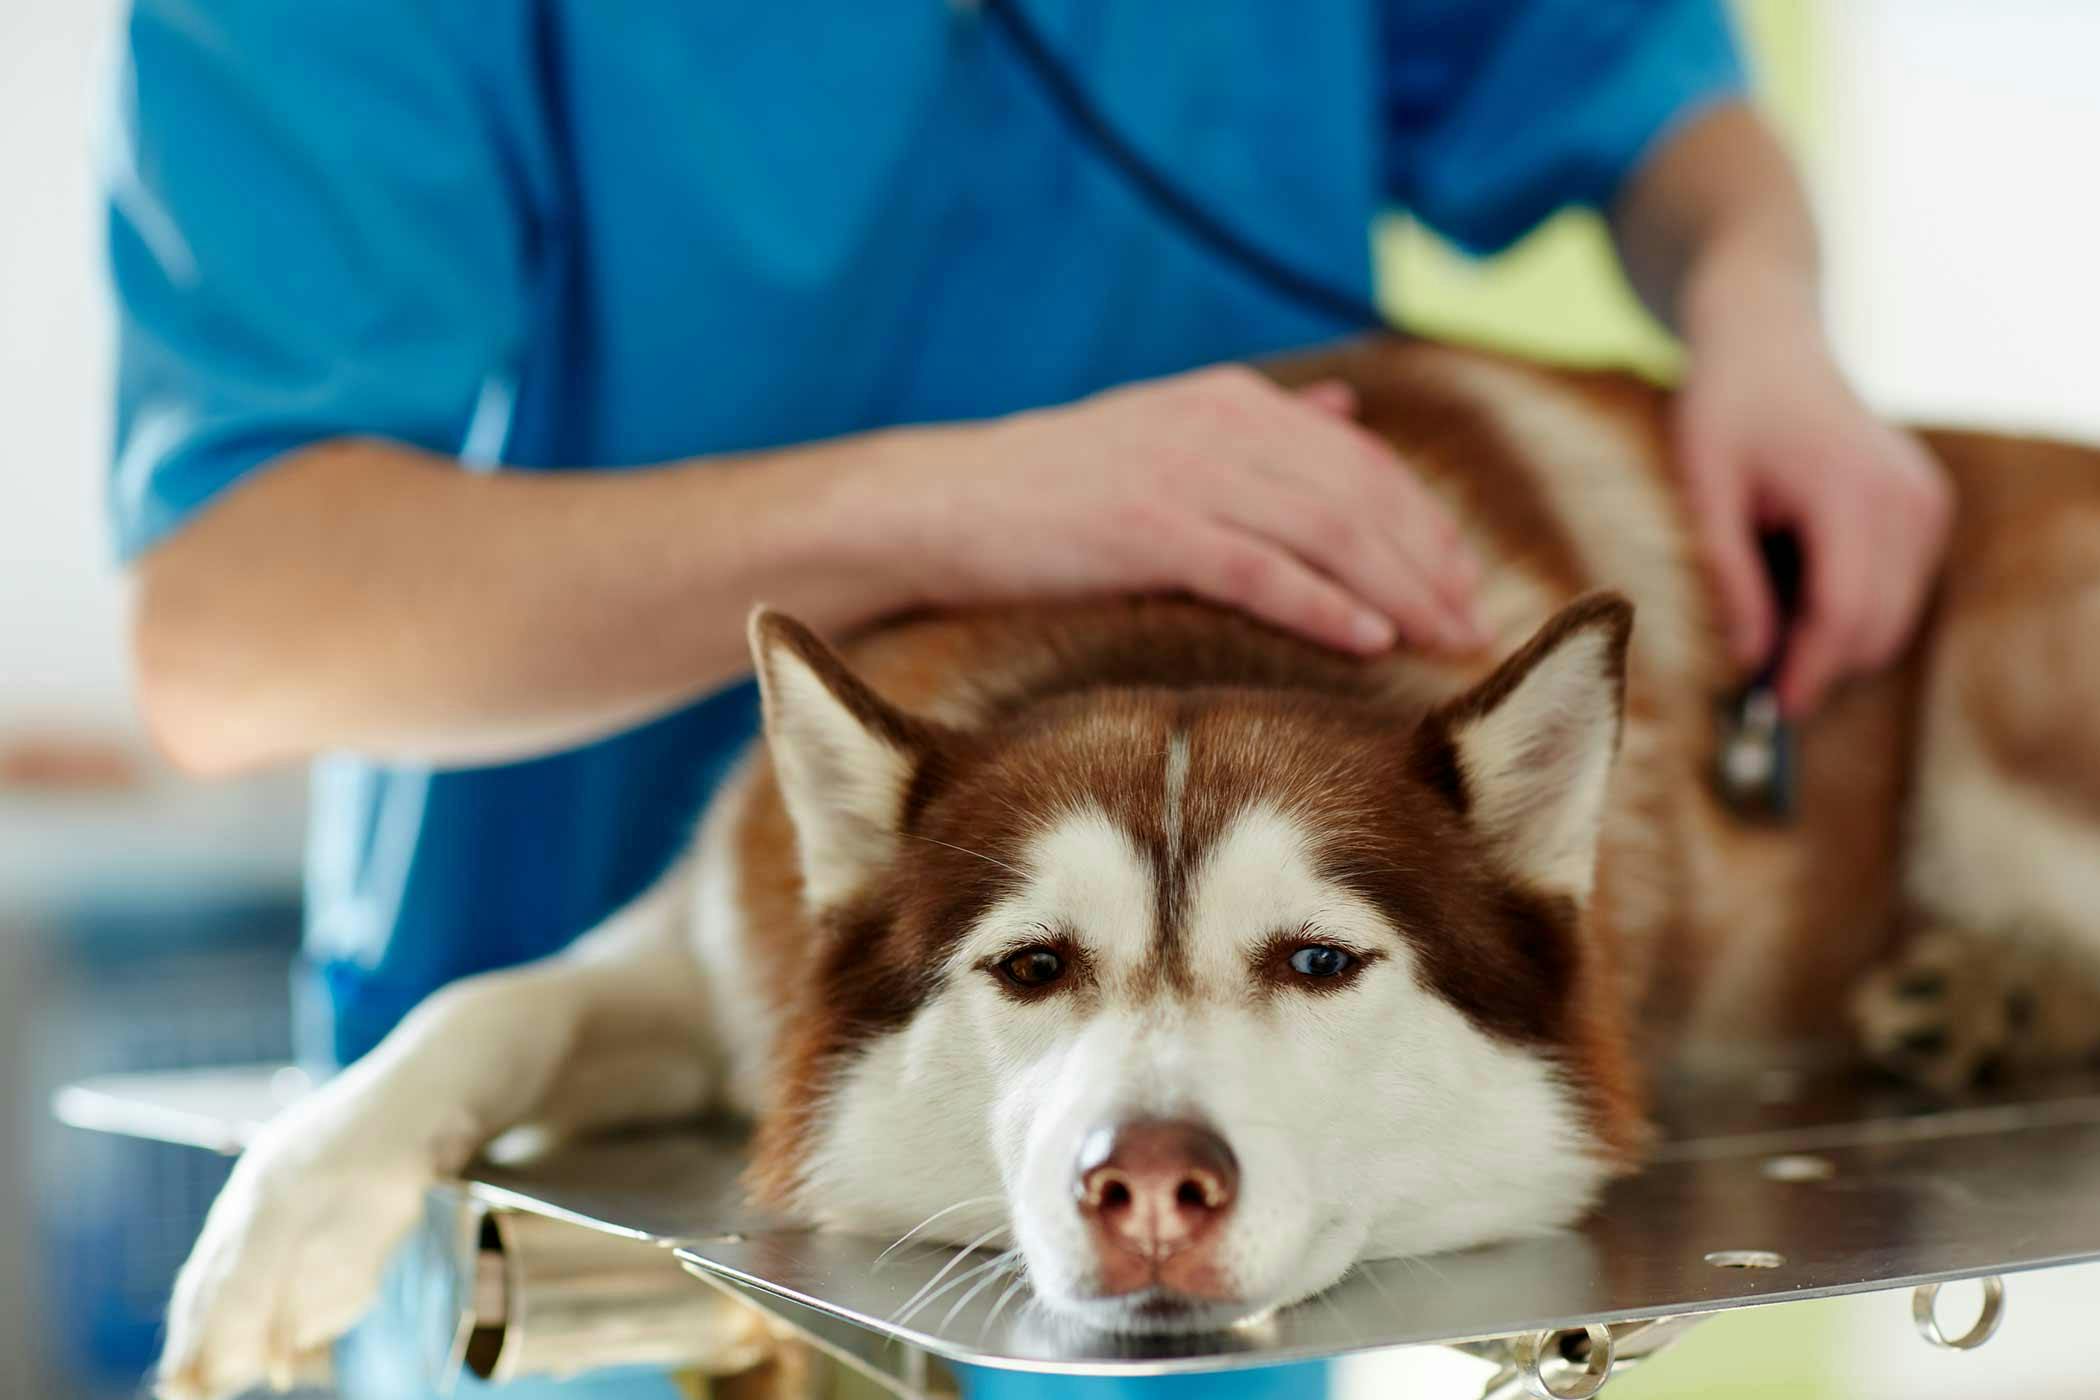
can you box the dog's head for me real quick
[744,596,1644,1333]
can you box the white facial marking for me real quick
[1178,803,1382,987]
[1162,731,1191,856]
[948,808,1157,977]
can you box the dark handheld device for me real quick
[1713,532,1804,822]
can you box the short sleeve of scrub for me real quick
[1383,0,1747,255]
[107,0,532,559]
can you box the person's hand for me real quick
[1676,262,1952,714]
[877,364,1487,655]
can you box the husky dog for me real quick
[158,340,2100,1398]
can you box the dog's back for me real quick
[712,337,2100,1128]
[713,340,1995,1090]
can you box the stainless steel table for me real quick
[56,1062,2100,1396]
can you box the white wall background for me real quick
[1823,0,2100,439]
[0,0,309,908]
[0,0,133,736]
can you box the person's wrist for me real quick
[784,421,969,622]
[1681,227,1826,365]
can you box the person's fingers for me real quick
[1678,425,1775,670]
[1365,455,1481,618]
[1777,506,1871,715]
[1164,522,1397,655]
[1854,600,1912,675]
[1209,478,1481,653]
[1294,379,1360,418]
[1163,369,1480,633]
[1703,513,1775,672]
[1856,434,1954,672]
[1854,530,1939,673]
[1250,391,1484,621]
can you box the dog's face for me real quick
[746,598,1643,1332]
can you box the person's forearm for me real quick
[133,360,1505,776]
[1611,98,1951,712]
[1610,100,1824,343]
[132,431,929,774]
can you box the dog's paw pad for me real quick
[1891,968,1949,1001]
[1852,925,2100,1095]
[1853,928,2022,1094]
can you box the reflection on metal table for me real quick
[55,1062,2100,1396]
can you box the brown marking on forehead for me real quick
[956,693,1210,995]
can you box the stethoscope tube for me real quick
[977,0,1396,333]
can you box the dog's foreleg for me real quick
[158,865,714,1400]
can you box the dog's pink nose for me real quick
[1075,1119,1238,1263]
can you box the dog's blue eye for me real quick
[1288,945,1355,978]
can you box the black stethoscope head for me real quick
[1713,532,1804,823]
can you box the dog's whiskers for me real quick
[893,1247,1018,1331]
[1399,1249,1450,1288]
[1312,1283,1362,1344]
[888,1225,1012,1328]
[1353,1259,1404,1315]
[905,833,1023,875]
[979,1268,1032,1339]
[937,1249,1024,1332]
[873,1196,1004,1270]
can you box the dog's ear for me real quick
[749,608,939,911]
[1412,593,1633,901]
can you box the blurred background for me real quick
[3,1,2096,1397]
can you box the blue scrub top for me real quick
[107,3,1736,1394]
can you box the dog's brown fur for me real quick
[730,337,2100,1203]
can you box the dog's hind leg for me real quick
[158,864,717,1400]
[1855,441,2100,1092]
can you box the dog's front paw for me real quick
[158,1129,431,1400]
[1851,925,2100,1096]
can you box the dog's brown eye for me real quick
[1001,947,1065,989]
[1288,945,1356,979]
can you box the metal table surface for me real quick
[54,1062,2100,1378]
